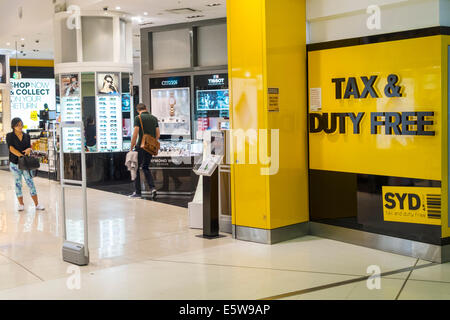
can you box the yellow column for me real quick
[442,35,450,240]
[227,0,309,243]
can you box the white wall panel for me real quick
[152,29,191,70]
[197,24,228,67]
[307,0,443,43]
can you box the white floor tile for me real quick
[282,277,405,300]
[0,260,358,300]
[408,262,450,283]
[153,236,418,278]
[0,263,41,291]
[398,280,450,300]
[0,170,446,300]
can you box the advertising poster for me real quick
[10,79,56,130]
[61,74,80,97]
[96,95,123,152]
[151,88,191,136]
[97,73,120,96]
[0,55,6,84]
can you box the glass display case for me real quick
[193,74,229,139]
[157,140,203,158]
[150,76,191,137]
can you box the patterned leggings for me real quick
[10,163,37,198]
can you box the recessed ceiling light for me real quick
[6,42,10,46]
[116,6,121,10]
[20,38,25,41]
[144,12,148,16]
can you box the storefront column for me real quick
[227,0,309,243]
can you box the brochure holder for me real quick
[194,155,224,239]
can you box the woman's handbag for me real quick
[18,155,41,171]
[139,115,160,156]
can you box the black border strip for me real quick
[307,26,450,52]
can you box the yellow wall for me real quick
[265,0,309,229]
[442,36,450,238]
[309,36,442,181]
[309,35,448,238]
[227,0,309,231]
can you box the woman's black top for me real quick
[6,132,31,165]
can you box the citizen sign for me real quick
[161,80,178,86]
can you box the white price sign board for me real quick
[61,80,82,153]
[96,95,123,152]
[194,155,223,176]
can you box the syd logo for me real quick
[384,192,421,211]
[382,186,441,226]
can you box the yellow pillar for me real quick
[227,0,309,243]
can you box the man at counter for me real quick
[129,103,160,199]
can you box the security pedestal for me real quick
[202,168,219,238]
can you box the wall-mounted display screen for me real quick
[10,79,56,130]
[151,88,191,136]
[196,89,229,111]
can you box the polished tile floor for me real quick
[0,170,449,300]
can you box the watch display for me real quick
[150,88,191,136]
[156,140,203,158]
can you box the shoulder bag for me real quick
[139,115,160,156]
[18,155,40,171]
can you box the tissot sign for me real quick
[208,74,225,86]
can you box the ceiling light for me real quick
[6,42,10,46]
[167,8,198,14]
[116,6,121,10]
[144,12,148,16]
[20,38,25,41]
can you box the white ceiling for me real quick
[0,0,226,60]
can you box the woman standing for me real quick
[6,118,45,211]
